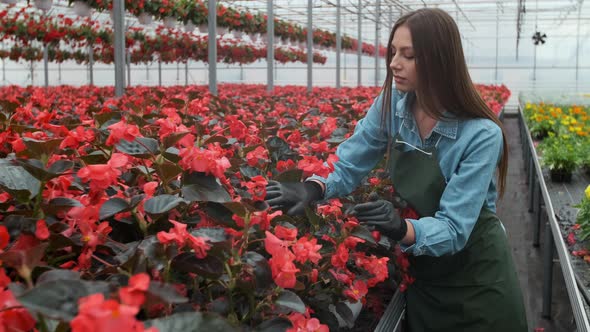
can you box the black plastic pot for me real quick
[550,168,573,183]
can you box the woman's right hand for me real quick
[265,180,323,216]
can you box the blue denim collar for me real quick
[394,91,458,140]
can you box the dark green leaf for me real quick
[304,206,321,231]
[242,251,272,293]
[350,225,377,245]
[190,228,229,243]
[21,138,62,159]
[171,253,224,279]
[159,161,183,183]
[163,132,191,148]
[130,194,145,208]
[201,203,239,228]
[163,147,181,163]
[136,236,170,270]
[266,136,297,162]
[0,100,19,113]
[94,111,121,127]
[116,137,159,157]
[99,197,131,220]
[14,159,50,181]
[181,172,231,203]
[47,160,74,175]
[148,281,189,304]
[17,279,110,321]
[275,290,306,313]
[144,312,237,332]
[42,197,83,216]
[80,150,108,165]
[36,270,81,285]
[239,166,261,179]
[203,136,228,145]
[168,98,186,107]
[0,159,40,201]
[254,317,292,332]
[144,195,185,215]
[221,202,247,218]
[275,169,303,183]
[3,215,37,238]
[47,234,77,251]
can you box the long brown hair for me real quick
[380,8,509,197]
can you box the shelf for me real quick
[518,106,590,331]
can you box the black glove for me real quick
[265,180,324,216]
[347,198,407,241]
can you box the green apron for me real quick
[389,133,528,332]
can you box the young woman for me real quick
[265,8,528,331]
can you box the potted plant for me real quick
[579,139,590,177]
[538,134,580,182]
[575,185,590,241]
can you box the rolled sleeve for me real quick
[404,122,503,257]
[308,93,392,199]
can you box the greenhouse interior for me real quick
[1,0,590,331]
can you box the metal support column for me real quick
[146,63,149,81]
[88,44,94,85]
[30,61,34,86]
[58,62,61,83]
[375,0,380,87]
[158,60,162,86]
[185,60,188,86]
[528,161,535,212]
[267,0,274,92]
[113,0,125,96]
[307,0,312,93]
[576,2,581,83]
[336,0,341,89]
[542,220,554,318]
[2,58,5,83]
[495,5,499,83]
[533,185,543,247]
[43,43,48,88]
[208,0,217,95]
[127,51,131,87]
[357,0,361,87]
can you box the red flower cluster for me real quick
[0,83,510,330]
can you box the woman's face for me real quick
[390,25,418,92]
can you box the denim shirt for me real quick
[309,90,503,257]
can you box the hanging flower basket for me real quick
[184,22,195,33]
[163,17,176,29]
[72,1,91,17]
[34,0,52,11]
[198,25,208,34]
[137,12,152,25]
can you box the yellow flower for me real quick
[585,185,590,200]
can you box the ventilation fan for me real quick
[532,31,547,45]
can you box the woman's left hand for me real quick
[347,199,408,241]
